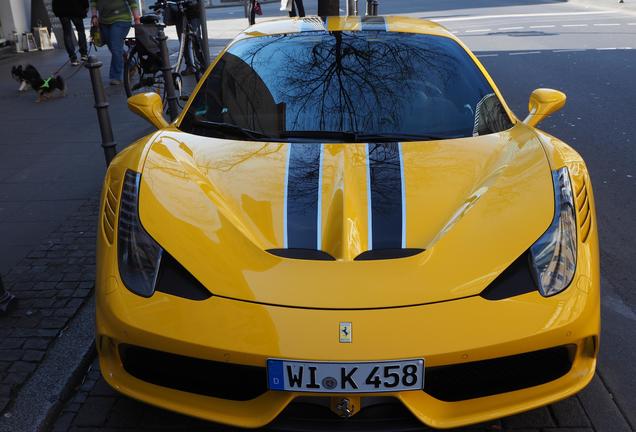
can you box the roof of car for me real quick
[237,15,454,40]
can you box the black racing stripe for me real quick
[361,16,387,32]
[368,142,403,250]
[286,144,322,250]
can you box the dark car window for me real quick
[180,31,512,142]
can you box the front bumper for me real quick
[96,269,599,430]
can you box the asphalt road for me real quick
[43,0,636,430]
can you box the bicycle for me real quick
[123,0,207,105]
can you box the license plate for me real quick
[267,359,424,393]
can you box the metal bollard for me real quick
[157,24,180,122]
[85,57,117,167]
[318,0,339,16]
[366,0,378,16]
[346,0,358,16]
[0,275,16,316]
[198,0,211,67]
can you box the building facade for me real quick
[0,0,31,46]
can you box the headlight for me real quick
[530,167,577,297]
[118,170,163,297]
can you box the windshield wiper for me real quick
[191,121,273,141]
[281,131,455,143]
[352,133,455,142]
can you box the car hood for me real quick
[138,124,553,309]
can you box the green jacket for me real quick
[91,0,138,25]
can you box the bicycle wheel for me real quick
[123,46,165,99]
[189,33,207,81]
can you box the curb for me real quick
[0,296,96,432]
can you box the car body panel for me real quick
[136,123,552,308]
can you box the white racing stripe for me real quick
[316,145,324,250]
[283,145,291,249]
[365,144,373,250]
[398,143,406,249]
[434,11,616,23]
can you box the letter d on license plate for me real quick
[267,359,424,393]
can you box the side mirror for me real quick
[127,93,169,129]
[523,88,566,127]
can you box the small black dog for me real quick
[11,65,66,102]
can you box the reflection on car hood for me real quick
[138,124,553,309]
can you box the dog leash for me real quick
[58,42,96,82]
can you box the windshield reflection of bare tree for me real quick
[263,31,460,134]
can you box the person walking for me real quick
[52,0,89,66]
[289,0,305,17]
[280,0,305,18]
[90,0,140,85]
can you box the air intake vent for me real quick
[575,177,592,242]
[102,181,119,244]
[300,17,326,31]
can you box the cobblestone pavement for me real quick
[0,199,98,415]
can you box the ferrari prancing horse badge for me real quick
[340,322,352,343]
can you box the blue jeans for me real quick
[100,21,131,81]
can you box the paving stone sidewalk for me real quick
[0,198,98,415]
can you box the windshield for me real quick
[180,31,512,142]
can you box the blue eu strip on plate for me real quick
[267,359,285,390]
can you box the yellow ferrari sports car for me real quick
[96,15,600,430]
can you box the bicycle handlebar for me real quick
[149,0,197,11]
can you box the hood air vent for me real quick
[267,249,336,261]
[267,249,425,261]
[355,249,425,261]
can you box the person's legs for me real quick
[295,0,306,17]
[71,17,88,57]
[103,21,131,82]
[99,23,114,75]
[289,1,297,17]
[59,16,77,60]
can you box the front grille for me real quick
[424,345,575,402]
[120,343,574,412]
[119,344,268,401]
